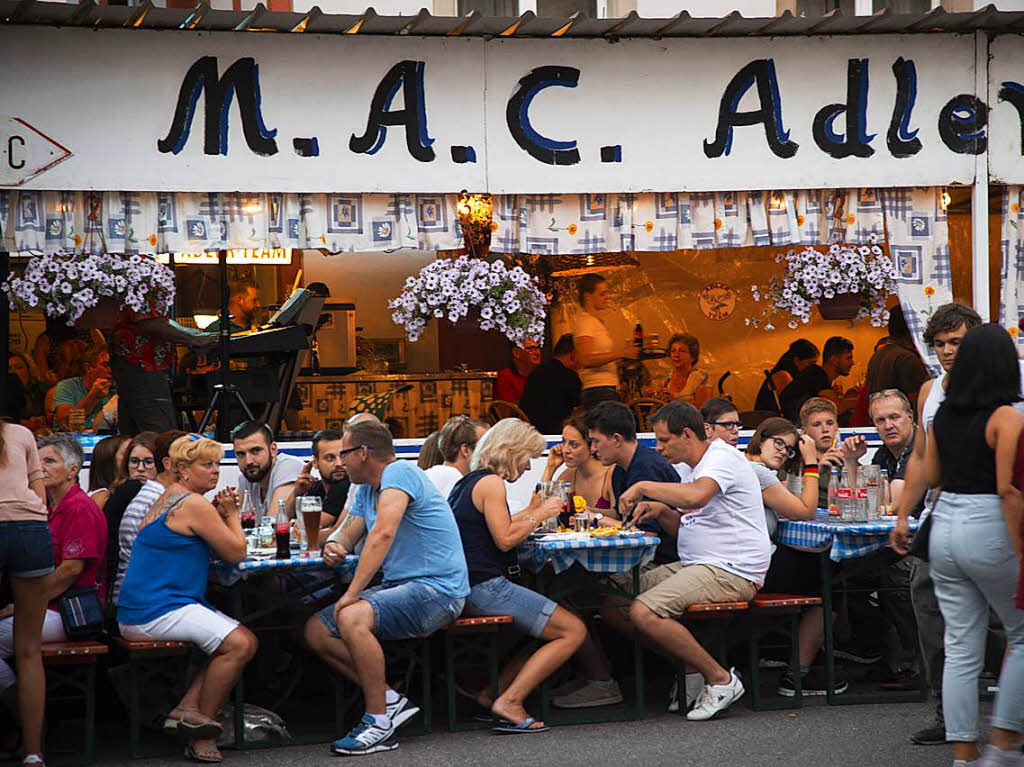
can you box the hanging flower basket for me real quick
[3,251,176,325]
[818,292,865,320]
[389,256,547,346]
[746,234,896,331]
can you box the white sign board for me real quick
[989,34,1024,185]
[1,27,1022,193]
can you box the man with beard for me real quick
[233,421,303,516]
[286,429,351,533]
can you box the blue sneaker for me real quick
[331,714,397,756]
[386,695,420,728]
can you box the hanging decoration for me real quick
[389,256,546,346]
[456,192,495,256]
[747,234,896,330]
[3,251,176,326]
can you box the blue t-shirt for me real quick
[350,461,470,600]
[612,444,682,564]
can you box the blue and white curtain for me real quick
[0,191,463,255]
[490,189,888,255]
[1000,186,1024,352]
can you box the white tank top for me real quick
[921,372,947,432]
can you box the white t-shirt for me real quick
[239,453,304,515]
[424,464,464,502]
[676,440,771,586]
[573,311,618,389]
[750,461,781,543]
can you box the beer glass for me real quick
[298,496,323,556]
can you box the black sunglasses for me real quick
[339,444,367,459]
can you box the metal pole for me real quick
[0,247,8,417]
[217,248,230,442]
[972,30,991,321]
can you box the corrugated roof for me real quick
[2,0,1024,37]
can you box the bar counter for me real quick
[292,371,496,437]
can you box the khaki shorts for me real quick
[634,562,757,620]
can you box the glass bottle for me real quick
[827,465,841,517]
[274,499,291,559]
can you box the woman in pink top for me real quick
[0,422,54,767]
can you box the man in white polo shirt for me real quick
[618,401,770,722]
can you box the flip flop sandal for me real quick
[184,744,223,764]
[177,711,223,741]
[492,717,550,734]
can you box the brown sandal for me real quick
[176,710,222,741]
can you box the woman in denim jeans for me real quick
[0,423,55,767]
[925,324,1024,767]
[448,418,586,733]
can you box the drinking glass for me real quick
[298,496,323,556]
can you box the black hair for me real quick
[700,397,737,424]
[822,336,854,362]
[944,323,1022,410]
[887,304,910,338]
[583,400,636,442]
[577,273,607,306]
[553,333,575,357]
[651,401,705,441]
[312,428,343,458]
[770,339,819,376]
[923,302,982,346]
[231,420,274,445]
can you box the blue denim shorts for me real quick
[0,521,55,578]
[466,577,556,638]
[317,580,465,641]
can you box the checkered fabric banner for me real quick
[777,512,919,562]
[1000,186,1024,349]
[519,534,658,575]
[491,189,893,255]
[0,191,462,255]
[881,187,953,377]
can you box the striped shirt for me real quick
[113,479,165,604]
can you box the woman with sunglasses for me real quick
[118,436,257,763]
[745,418,845,697]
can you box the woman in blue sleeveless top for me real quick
[117,436,256,763]
[448,418,586,734]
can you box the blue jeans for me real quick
[317,580,465,641]
[466,577,556,638]
[0,521,54,578]
[929,493,1024,740]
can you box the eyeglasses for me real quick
[339,444,367,460]
[768,437,797,459]
[129,457,155,468]
[709,420,743,431]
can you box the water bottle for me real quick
[274,499,291,559]
[827,466,841,517]
[879,469,891,517]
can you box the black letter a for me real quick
[704,59,798,160]
[158,57,278,156]
[350,61,435,162]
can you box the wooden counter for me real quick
[292,371,496,438]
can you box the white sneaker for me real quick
[686,669,745,721]
[668,673,704,713]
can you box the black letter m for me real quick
[158,57,278,157]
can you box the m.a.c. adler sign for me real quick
[2,27,1023,193]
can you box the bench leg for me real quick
[749,627,762,711]
[788,612,803,708]
[444,633,457,733]
[420,639,432,733]
[128,660,141,759]
[84,665,96,764]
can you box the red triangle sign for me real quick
[1,117,73,186]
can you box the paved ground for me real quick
[84,698,979,767]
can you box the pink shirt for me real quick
[0,423,47,522]
[48,485,108,608]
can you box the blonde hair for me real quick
[471,418,545,481]
[169,436,223,472]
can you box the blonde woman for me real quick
[448,419,586,733]
[117,436,257,764]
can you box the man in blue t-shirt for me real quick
[552,400,681,711]
[304,420,469,756]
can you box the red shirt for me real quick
[109,308,176,372]
[495,367,527,405]
[48,485,108,609]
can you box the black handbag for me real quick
[906,493,938,561]
[57,586,105,640]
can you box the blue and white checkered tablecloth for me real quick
[210,554,359,585]
[519,535,659,575]
[778,512,919,561]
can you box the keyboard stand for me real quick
[197,383,255,436]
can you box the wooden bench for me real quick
[747,593,824,711]
[443,615,515,732]
[112,638,195,758]
[43,641,108,764]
